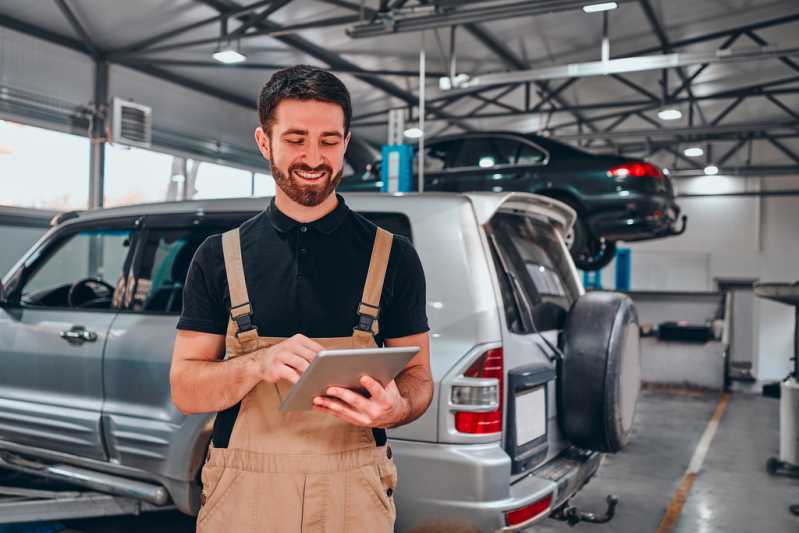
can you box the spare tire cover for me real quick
[559,291,641,453]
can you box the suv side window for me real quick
[18,228,133,310]
[488,213,578,332]
[130,225,234,313]
[455,137,520,168]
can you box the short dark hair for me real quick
[257,65,352,136]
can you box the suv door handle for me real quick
[60,326,98,345]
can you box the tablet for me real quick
[278,346,420,412]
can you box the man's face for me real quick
[255,98,350,207]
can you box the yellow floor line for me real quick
[655,392,731,533]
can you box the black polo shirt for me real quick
[177,194,429,448]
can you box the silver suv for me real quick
[0,192,641,532]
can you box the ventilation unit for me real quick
[111,98,152,148]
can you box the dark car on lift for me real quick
[340,131,686,270]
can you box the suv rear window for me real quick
[488,213,578,332]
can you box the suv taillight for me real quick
[608,162,663,179]
[453,347,504,434]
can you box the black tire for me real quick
[573,233,617,271]
[559,291,641,453]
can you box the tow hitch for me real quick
[551,494,619,526]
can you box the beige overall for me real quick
[196,226,398,533]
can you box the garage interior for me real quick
[1,1,798,532]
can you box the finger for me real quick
[325,386,371,411]
[360,375,389,403]
[293,334,324,353]
[292,346,319,362]
[279,365,301,384]
[313,396,371,426]
[282,354,310,373]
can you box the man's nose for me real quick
[302,143,323,168]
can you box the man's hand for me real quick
[312,376,411,428]
[255,334,323,384]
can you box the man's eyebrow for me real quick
[320,131,343,138]
[282,129,308,136]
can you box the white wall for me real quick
[604,175,799,381]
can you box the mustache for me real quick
[289,163,333,175]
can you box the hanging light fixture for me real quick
[212,16,247,64]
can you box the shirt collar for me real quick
[267,193,349,235]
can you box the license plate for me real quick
[515,386,547,447]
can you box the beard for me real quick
[272,160,343,207]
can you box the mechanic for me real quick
[170,65,433,532]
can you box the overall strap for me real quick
[221,228,259,342]
[353,227,393,346]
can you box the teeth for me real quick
[295,170,324,179]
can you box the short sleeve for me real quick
[176,235,228,335]
[380,235,430,339]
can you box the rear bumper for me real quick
[585,193,685,242]
[390,439,601,533]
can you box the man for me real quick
[170,65,432,532]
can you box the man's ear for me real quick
[343,131,351,152]
[254,126,271,161]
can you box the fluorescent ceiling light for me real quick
[213,49,247,64]
[403,127,423,138]
[582,2,618,13]
[704,165,719,175]
[657,108,682,120]
[683,147,704,157]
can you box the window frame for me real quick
[5,216,141,314]
[121,211,256,315]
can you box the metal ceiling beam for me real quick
[767,94,799,122]
[110,0,275,55]
[453,45,799,89]
[638,0,707,125]
[744,29,799,76]
[462,22,598,133]
[669,31,741,99]
[115,59,254,108]
[227,0,293,38]
[547,121,799,142]
[346,0,632,38]
[631,12,799,56]
[54,0,99,57]
[670,166,799,178]
[351,12,799,121]
[116,57,446,78]
[0,12,256,110]
[196,0,474,130]
[116,13,362,56]
[768,137,799,164]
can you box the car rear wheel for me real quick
[559,291,641,453]
[566,217,617,271]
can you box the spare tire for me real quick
[559,291,641,453]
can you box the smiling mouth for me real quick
[293,169,328,181]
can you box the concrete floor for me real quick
[4,389,797,532]
[535,388,799,533]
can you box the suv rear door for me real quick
[100,211,249,476]
[0,217,138,460]
[480,196,581,476]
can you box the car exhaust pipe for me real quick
[0,451,170,505]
